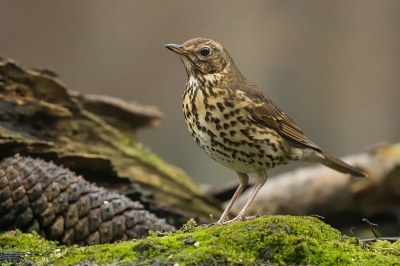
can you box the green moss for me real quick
[1,216,399,265]
[0,230,60,264]
[0,230,59,251]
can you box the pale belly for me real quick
[186,118,289,173]
[183,88,290,174]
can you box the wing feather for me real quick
[234,80,322,151]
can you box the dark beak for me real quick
[164,43,190,56]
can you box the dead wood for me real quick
[233,142,400,235]
[0,56,223,228]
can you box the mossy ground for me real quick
[0,216,399,265]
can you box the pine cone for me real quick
[0,156,175,245]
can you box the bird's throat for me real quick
[183,72,225,103]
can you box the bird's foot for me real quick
[210,214,261,226]
[222,214,260,224]
[206,214,230,226]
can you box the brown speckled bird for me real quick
[165,38,367,225]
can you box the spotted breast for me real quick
[182,76,293,174]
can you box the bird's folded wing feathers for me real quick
[238,81,322,151]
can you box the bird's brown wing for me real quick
[238,80,322,151]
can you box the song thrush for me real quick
[165,38,367,224]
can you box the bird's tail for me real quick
[320,152,368,177]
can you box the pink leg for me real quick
[214,173,249,224]
[219,170,267,224]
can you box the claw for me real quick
[210,215,261,226]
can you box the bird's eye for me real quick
[200,47,210,56]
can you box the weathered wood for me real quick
[0,56,223,227]
[233,142,400,234]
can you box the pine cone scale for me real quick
[0,156,174,245]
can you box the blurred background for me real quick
[1,1,399,187]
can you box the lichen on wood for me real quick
[0,56,223,228]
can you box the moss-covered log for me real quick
[0,216,399,265]
[0,56,223,227]
[232,142,400,237]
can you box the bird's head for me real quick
[165,38,237,78]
